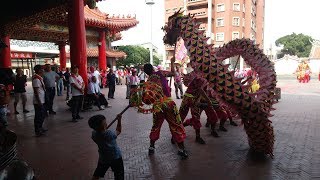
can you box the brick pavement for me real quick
[4,75,320,180]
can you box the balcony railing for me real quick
[188,8,208,19]
[187,0,207,7]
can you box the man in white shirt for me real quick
[125,68,131,99]
[87,76,110,110]
[88,66,100,84]
[69,66,85,122]
[32,65,47,137]
[138,67,147,84]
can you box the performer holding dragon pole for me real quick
[143,56,188,159]
[179,72,219,144]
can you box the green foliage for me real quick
[117,45,160,67]
[275,33,313,58]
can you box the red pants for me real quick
[180,96,202,130]
[221,105,233,120]
[201,105,218,125]
[214,106,228,123]
[150,100,186,143]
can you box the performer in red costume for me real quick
[143,57,188,159]
[204,87,238,132]
[179,73,219,144]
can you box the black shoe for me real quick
[205,122,210,128]
[23,109,29,113]
[176,96,180,99]
[72,118,78,122]
[35,132,45,137]
[76,116,83,120]
[49,111,56,115]
[177,150,188,159]
[219,126,228,132]
[195,137,206,144]
[15,111,19,114]
[66,97,69,101]
[230,121,238,126]
[171,138,175,144]
[148,147,155,155]
[211,130,219,137]
[41,128,48,133]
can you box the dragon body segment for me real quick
[164,13,276,156]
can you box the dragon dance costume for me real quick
[179,75,220,143]
[147,71,187,152]
[204,85,238,130]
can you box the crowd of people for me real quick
[0,60,263,179]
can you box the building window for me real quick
[251,19,256,31]
[217,4,225,12]
[233,3,241,11]
[251,6,256,16]
[165,9,170,13]
[232,31,240,40]
[216,33,224,42]
[243,18,245,26]
[232,17,240,26]
[216,18,224,27]
[243,4,245,12]
[250,33,255,40]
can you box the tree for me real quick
[275,33,313,58]
[117,45,160,67]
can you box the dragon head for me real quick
[163,9,184,46]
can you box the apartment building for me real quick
[164,0,265,68]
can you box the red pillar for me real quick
[68,0,88,84]
[59,42,67,69]
[98,31,107,71]
[0,36,11,68]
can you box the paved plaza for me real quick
[5,75,320,180]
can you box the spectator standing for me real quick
[56,67,64,96]
[13,68,29,114]
[69,66,85,122]
[43,64,59,114]
[100,69,107,88]
[138,67,147,84]
[125,68,131,99]
[107,69,116,99]
[129,69,139,104]
[63,68,71,100]
[0,84,10,127]
[32,65,47,137]
[174,66,183,99]
[115,69,119,85]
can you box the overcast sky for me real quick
[98,0,320,52]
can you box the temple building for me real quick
[0,1,138,83]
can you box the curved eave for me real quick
[85,19,139,30]
[84,6,138,30]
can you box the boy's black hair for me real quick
[71,65,79,71]
[143,64,153,75]
[33,65,42,74]
[88,114,106,131]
